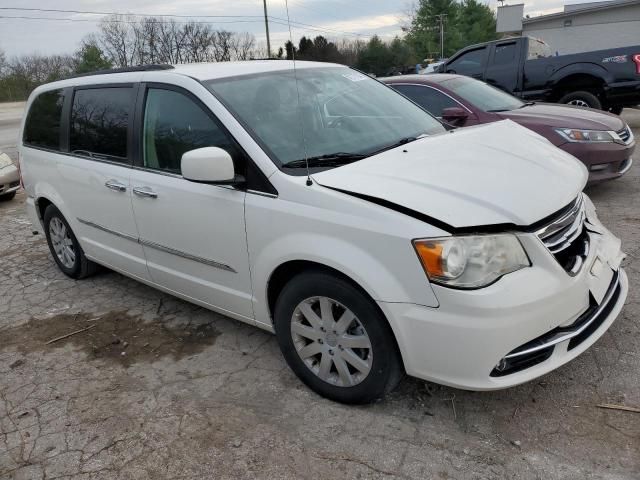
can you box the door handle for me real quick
[133,186,158,198]
[105,180,127,192]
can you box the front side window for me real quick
[70,87,133,161]
[206,67,444,170]
[142,88,241,175]
[393,85,460,118]
[440,76,523,112]
[23,89,64,150]
[447,48,487,76]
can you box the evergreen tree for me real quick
[74,42,112,74]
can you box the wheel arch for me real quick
[548,70,608,101]
[266,259,408,370]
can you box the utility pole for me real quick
[435,14,447,60]
[263,0,272,58]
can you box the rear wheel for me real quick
[43,205,98,279]
[558,91,602,110]
[274,271,403,404]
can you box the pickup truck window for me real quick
[442,76,523,112]
[447,48,486,76]
[493,43,517,65]
[527,38,553,60]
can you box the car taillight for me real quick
[634,54,640,74]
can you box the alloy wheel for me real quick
[49,217,76,269]
[290,296,373,387]
[567,99,590,108]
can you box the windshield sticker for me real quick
[602,55,627,63]
[342,72,367,82]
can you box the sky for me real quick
[0,0,606,57]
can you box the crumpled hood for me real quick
[496,103,626,131]
[313,120,587,229]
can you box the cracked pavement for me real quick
[0,108,639,479]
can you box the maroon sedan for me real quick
[383,74,635,183]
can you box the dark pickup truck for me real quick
[437,36,640,113]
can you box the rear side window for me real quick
[493,43,516,65]
[70,87,133,161]
[393,85,459,117]
[23,89,64,150]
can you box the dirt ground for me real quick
[0,108,639,479]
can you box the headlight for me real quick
[413,234,530,289]
[555,128,619,143]
[0,154,13,169]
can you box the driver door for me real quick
[129,84,254,321]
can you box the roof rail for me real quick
[69,64,175,79]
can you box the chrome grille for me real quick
[537,195,589,274]
[617,125,632,145]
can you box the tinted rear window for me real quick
[70,87,133,161]
[23,89,64,150]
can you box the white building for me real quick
[497,0,640,54]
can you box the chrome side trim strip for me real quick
[140,239,237,273]
[504,271,621,359]
[77,218,138,243]
[77,218,237,273]
[247,189,278,198]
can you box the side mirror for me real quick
[441,107,469,126]
[181,147,244,185]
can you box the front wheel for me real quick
[274,271,403,404]
[43,205,98,279]
[558,91,602,110]
[0,191,16,201]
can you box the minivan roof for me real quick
[33,60,343,93]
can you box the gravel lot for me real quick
[1,105,639,479]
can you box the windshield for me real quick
[441,76,524,112]
[206,67,444,169]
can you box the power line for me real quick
[0,6,372,39]
[0,7,264,19]
[0,15,265,25]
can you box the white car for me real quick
[19,61,628,403]
[0,152,20,200]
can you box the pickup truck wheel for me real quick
[274,271,404,404]
[43,205,98,279]
[559,91,602,110]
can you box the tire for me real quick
[43,205,98,279]
[608,106,624,116]
[0,192,16,201]
[558,91,602,110]
[274,271,404,404]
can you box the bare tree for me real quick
[230,32,256,60]
[98,15,138,67]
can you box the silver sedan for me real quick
[0,153,20,201]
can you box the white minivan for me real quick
[20,61,628,403]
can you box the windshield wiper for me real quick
[367,134,427,156]
[519,101,536,109]
[283,152,367,169]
